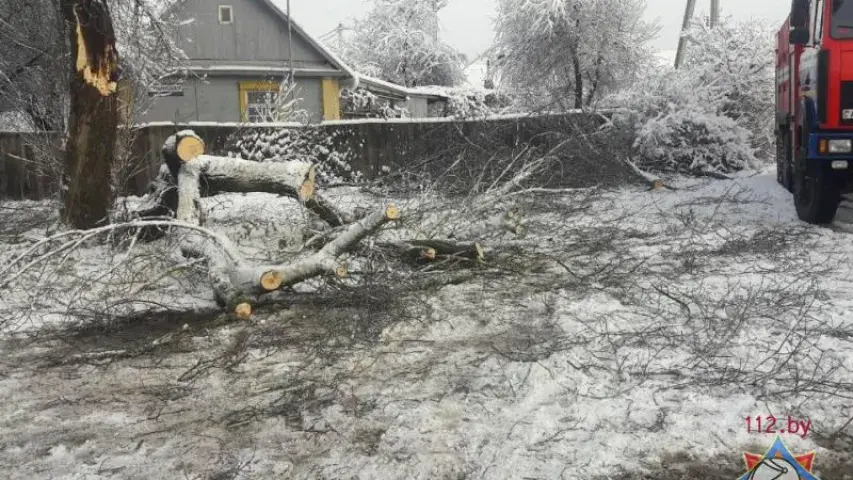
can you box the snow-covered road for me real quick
[1,169,852,479]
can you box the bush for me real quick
[603,18,774,176]
[633,103,757,174]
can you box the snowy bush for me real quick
[679,19,776,159]
[634,103,756,174]
[603,18,775,175]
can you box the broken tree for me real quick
[125,130,506,318]
[61,0,120,229]
[128,131,404,318]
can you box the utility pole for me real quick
[431,0,439,42]
[674,0,721,69]
[674,0,697,69]
[710,0,720,27]
[287,0,294,84]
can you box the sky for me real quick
[284,0,792,63]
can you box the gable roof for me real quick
[255,0,357,82]
[160,0,360,86]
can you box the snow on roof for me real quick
[353,75,411,97]
[354,74,450,100]
[405,85,458,97]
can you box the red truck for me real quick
[776,0,853,224]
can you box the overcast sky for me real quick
[283,0,792,61]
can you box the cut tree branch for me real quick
[134,130,354,230]
[170,151,400,317]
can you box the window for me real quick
[239,81,280,122]
[831,0,853,38]
[218,5,233,24]
[246,91,278,122]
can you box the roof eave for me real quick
[180,65,349,77]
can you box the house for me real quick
[141,0,447,124]
[345,74,448,119]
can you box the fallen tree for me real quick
[121,130,499,318]
[131,131,352,237]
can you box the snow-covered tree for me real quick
[678,18,776,158]
[605,17,775,175]
[337,0,465,88]
[493,0,659,111]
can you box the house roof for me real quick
[355,74,449,101]
[161,0,454,98]
[255,0,358,83]
[160,0,359,85]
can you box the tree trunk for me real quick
[570,45,584,110]
[128,131,354,239]
[585,54,604,107]
[61,0,119,229]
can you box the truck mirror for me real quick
[790,0,809,29]
[790,27,810,45]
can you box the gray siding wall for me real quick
[294,79,323,123]
[173,0,330,68]
[405,97,429,118]
[139,76,324,124]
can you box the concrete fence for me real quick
[1,112,634,201]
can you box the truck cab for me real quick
[777,0,853,223]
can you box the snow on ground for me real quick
[1,168,853,479]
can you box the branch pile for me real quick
[128,130,491,318]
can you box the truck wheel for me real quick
[794,152,841,224]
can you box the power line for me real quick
[287,0,294,82]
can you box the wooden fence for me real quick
[0,132,63,199]
[2,112,632,200]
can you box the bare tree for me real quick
[493,0,659,111]
[336,0,465,88]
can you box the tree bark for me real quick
[570,45,584,110]
[132,131,355,233]
[61,0,120,229]
[585,54,604,107]
[171,155,400,316]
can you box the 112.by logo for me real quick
[738,436,820,480]
[745,415,812,439]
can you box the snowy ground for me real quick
[1,168,853,479]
